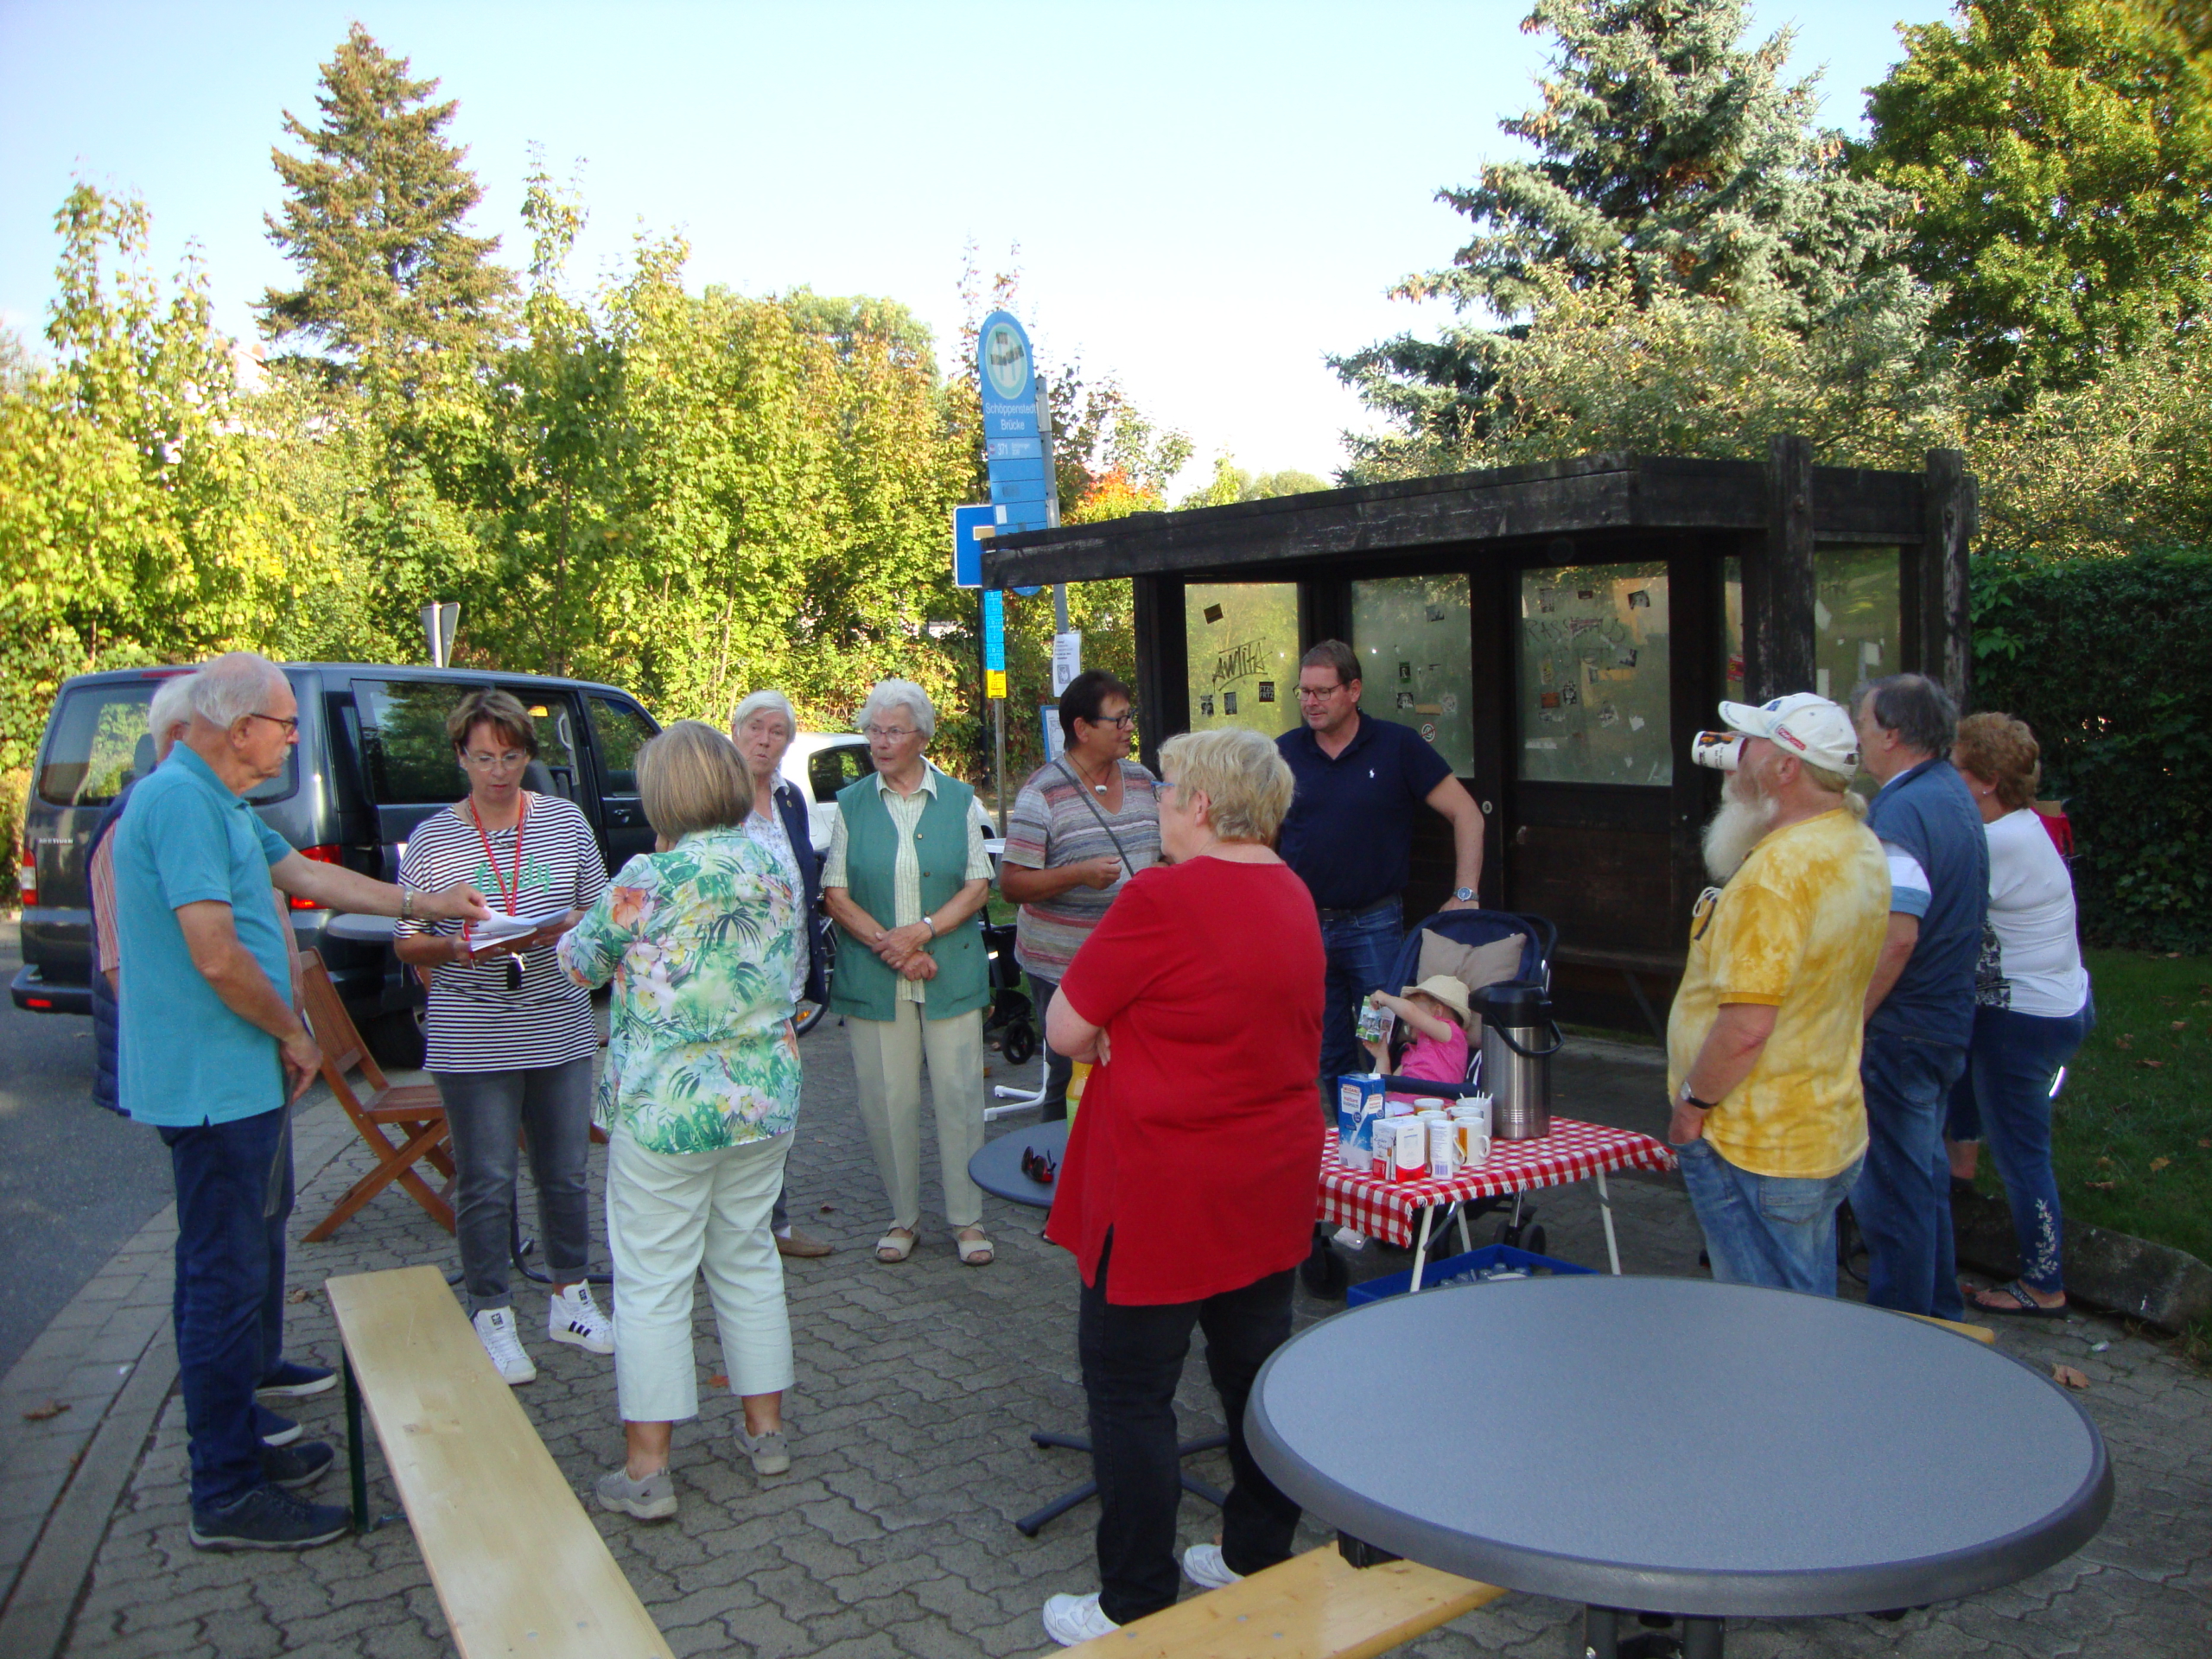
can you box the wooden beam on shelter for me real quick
[1919,448,1976,710]
[1745,435,1817,701]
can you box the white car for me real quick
[781,733,1001,857]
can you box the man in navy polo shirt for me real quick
[1276,640,1487,1087]
[1850,673,1988,1321]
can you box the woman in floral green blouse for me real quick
[558,721,805,1522]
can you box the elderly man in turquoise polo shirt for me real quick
[113,652,489,1552]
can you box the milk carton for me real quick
[1336,1073,1386,1171]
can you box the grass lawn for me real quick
[2019,948,2212,1271]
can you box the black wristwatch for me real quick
[1678,1082,1719,1112]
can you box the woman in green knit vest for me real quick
[822,681,997,1265]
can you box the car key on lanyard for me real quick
[467,794,531,995]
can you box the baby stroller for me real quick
[980,918,1037,1067]
[1303,907,1558,1299]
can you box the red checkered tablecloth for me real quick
[1319,1116,1677,1248]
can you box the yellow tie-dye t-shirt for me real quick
[1666,805,1891,1179]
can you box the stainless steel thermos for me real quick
[1475,982,1564,1140]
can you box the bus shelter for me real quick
[978,438,1976,1031]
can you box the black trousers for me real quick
[1029,974,1072,1122]
[1079,1236,1302,1624]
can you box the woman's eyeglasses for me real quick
[1020,1145,1058,1185]
[862,725,919,741]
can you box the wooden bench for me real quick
[326,1265,672,1659]
[1552,944,1683,1041]
[1061,1543,1506,1659]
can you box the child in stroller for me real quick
[1361,975,1472,1099]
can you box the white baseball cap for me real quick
[1717,692,1860,773]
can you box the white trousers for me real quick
[845,1003,987,1232]
[606,1127,793,1423]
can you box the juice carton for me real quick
[1335,1073,1386,1170]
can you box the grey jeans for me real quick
[435,1058,595,1316]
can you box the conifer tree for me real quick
[1337,0,1923,467]
[258,24,516,383]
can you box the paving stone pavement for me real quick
[38,1033,2212,1658]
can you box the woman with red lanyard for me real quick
[393,689,612,1385]
[1035,726,1325,1646]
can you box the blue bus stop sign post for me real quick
[953,505,994,588]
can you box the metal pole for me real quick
[994,698,1007,838]
[1054,583,1070,632]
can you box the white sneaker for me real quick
[473,1307,537,1384]
[1182,1541,1244,1588]
[1042,1592,1119,1647]
[547,1282,613,1355]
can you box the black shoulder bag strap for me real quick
[1054,759,1139,874]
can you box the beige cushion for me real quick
[1414,933,1528,1046]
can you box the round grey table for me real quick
[967,1118,1067,1208]
[1246,1276,2112,1656]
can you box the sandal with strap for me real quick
[1970,1278,2066,1318]
[875,1227,917,1263]
[955,1228,994,1267]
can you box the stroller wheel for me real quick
[1522,1224,1548,1260]
[1002,1021,1036,1067]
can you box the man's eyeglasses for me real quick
[243,712,300,734]
[863,725,920,741]
[1084,711,1136,728]
[1020,1145,1058,1185]
[1294,685,1348,702]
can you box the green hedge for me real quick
[1972,549,2212,949]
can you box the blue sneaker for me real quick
[261,1440,334,1491]
[188,1484,349,1552]
[257,1360,336,1401]
[257,1405,301,1448]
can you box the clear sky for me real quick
[0,0,1953,490]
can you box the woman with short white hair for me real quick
[822,679,996,1265]
[729,688,835,1258]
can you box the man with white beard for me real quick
[1665,694,1891,1294]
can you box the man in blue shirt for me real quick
[115,652,488,1551]
[1849,674,1988,1321]
[1276,640,1487,1088]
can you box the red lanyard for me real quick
[467,794,529,916]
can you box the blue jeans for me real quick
[1853,1032,1968,1320]
[1675,1137,1861,1295]
[158,1103,294,1514]
[435,1059,595,1317]
[1953,1002,2091,1294]
[1317,899,1403,1092]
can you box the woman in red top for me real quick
[1037,726,1325,1645]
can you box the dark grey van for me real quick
[13,664,661,1058]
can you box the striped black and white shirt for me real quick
[394,792,609,1073]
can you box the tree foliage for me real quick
[1338,0,1929,469]
[259,23,517,384]
[1858,0,2212,394]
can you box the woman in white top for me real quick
[393,689,613,1381]
[1948,713,2091,1317]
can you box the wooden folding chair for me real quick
[296,949,456,1243]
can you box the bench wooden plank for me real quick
[326,1266,671,1659]
[1061,1543,1506,1659]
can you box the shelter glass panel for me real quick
[1351,575,1474,776]
[1185,582,1300,740]
[1517,563,1673,785]
[1720,548,1902,707]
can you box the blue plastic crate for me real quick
[1345,1243,1596,1306]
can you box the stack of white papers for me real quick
[467,908,572,945]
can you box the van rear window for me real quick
[36,683,298,807]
